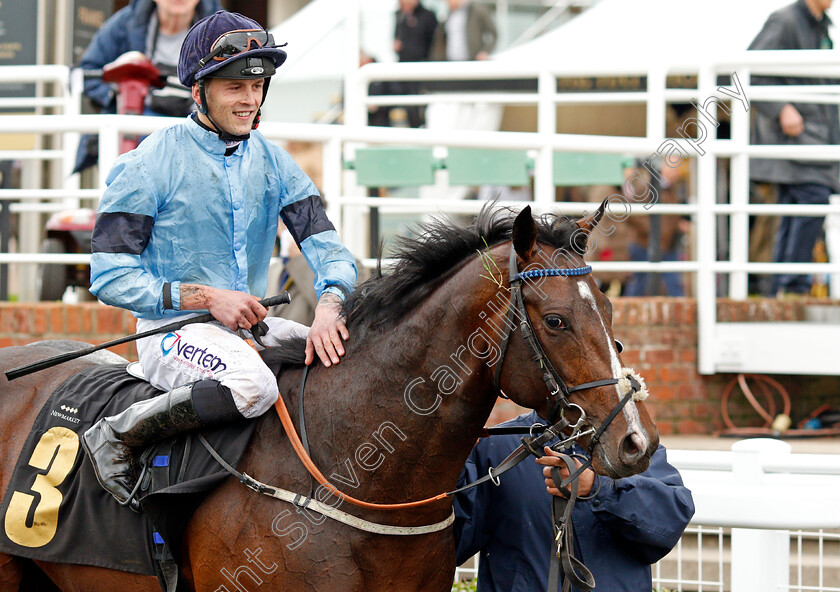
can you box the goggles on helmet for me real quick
[191,28,276,80]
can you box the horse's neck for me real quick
[266,256,502,508]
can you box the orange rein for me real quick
[273,391,449,510]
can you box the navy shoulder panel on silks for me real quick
[92,211,155,254]
[0,365,257,589]
[280,195,335,246]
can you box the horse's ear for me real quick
[512,206,537,261]
[576,198,609,234]
[575,198,607,234]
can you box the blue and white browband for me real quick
[514,265,592,282]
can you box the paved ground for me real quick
[661,433,840,454]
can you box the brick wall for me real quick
[0,302,138,359]
[4,299,839,435]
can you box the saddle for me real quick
[0,363,257,592]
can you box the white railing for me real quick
[455,439,840,591]
[652,438,840,592]
[347,52,840,377]
[2,50,840,373]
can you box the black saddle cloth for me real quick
[0,364,257,586]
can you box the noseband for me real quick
[492,245,639,457]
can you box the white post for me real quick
[497,0,509,51]
[63,67,82,208]
[342,0,363,131]
[534,70,555,205]
[18,162,41,301]
[322,136,343,238]
[730,439,791,592]
[645,67,667,140]
[97,125,120,191]
[829,195,840,297]
[16,0,51,301]
[729,68,750,300]
[340,0,367,256]
[696,66,718,375]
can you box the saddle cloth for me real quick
[0,364,257,587]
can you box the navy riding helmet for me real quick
[177,11,287,129]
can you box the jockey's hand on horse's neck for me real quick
[180,284,267,332]
[305,292,349,368]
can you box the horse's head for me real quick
[497,205,658,478]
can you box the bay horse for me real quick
[0,205,658,591]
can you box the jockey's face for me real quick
[194,77,265,137]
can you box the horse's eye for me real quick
[614,339,625,353]
[544,315,565,330]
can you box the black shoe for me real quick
[82,384,200,509]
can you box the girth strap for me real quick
[196,433,456,536]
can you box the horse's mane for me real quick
[261,335,307,376]
[262,205,583,374]
[345,204,582,332]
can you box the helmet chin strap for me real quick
[204,112,255,143]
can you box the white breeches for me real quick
[135,316,308,418]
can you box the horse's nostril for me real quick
[619,432,646,465]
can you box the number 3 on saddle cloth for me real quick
[0,364,257,591]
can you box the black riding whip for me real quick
[5,292,291,381]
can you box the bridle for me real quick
[486,243,644,592]
[493,244,639,462]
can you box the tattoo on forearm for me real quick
[319,292,342,306]
[181,284,209,307]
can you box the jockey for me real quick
[82,10,357,509]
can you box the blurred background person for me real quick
[748,0,839,297]
[431,0,497,62]
[74,0,220,173]
[394,0,437,127]
[360,51,399,128]
[623,160,690,297]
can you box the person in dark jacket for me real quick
[394,0,438,63]
[74,0,221,172]
[393,0,437,128]
[748,0,839,296]
[453,411,695,591]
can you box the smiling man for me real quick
[83,11,357,509]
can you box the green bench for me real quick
[345,147,630,256]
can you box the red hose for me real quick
[717,374,840,438]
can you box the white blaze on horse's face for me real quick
[575,280,650,454]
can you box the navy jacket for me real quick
[454,411,695,592]
[78,0,220,110]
